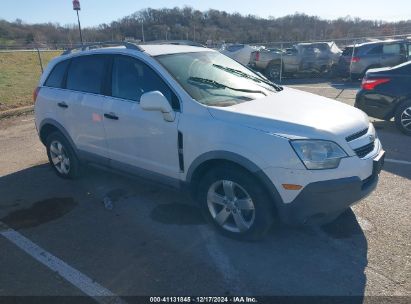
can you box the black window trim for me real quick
[108,54,182,112]
[64,54,111,96]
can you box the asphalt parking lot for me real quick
[0,80,410,302]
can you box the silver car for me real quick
[337,39,410,79]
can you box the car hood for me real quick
[207,87,369,140]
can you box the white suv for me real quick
[34,42,385,240]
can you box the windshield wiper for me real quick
[212,64,283,92]
[188,77,267,96]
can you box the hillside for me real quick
[1,7,411,47]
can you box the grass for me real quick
[0,50,61,111]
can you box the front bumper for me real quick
[271,150,385,225]
[278,175,377,225]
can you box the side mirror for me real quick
[140,91,175,122]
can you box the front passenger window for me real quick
[111,56,179,109]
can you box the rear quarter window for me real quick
[44,60,70,88]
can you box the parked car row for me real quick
[221,39,411,80]
[250,42,342,79]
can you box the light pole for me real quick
[72,0,83,46]
[141,19,145,42]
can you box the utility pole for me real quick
[141,19,145,42]
[72,0,83,45]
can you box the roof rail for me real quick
[62,41,144,55]
[143,40,206,48]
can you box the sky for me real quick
[1,0,410,27]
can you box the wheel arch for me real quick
[186,151,284,209]
[39,119,79,157]
[384,96,411,120]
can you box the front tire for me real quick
[198,166,275,241]
[394,101,411,136]
[46,131,81,179]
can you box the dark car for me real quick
[337,40,410,79]
[355,61,411,135]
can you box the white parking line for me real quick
[0,221,126,304]
[385,158,411,166]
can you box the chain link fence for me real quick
[1,34,410,111]
[0,47,63,111]
[242,34,411,84]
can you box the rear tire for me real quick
[198,166,275,241]
[46,131,81,179]
[394,101,411,136]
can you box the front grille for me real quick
[354,141,375,158]
[346,127,369,142]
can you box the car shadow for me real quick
[213,208,368,298]
[0,163,368,297]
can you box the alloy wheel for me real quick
[400,106,411,131]
[49,140,70,175]
[207,180,255,233]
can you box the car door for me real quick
[381,43,404,67]
[64,54,110,160]
[103,54,181,180]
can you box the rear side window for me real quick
[111,55,179,109]
[383,44,401,55]
[44,60,69,88]
[66,55,107,94]
[367,45,383,55]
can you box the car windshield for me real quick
[155,51,279,107]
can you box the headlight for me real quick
[290,140,348,170]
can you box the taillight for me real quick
[361,78,390,90]
[255,51,260,61]
[33,87,40,103]
[351,57,360,63]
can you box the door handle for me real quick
[104,112,119,120]
[57,102,68,108]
